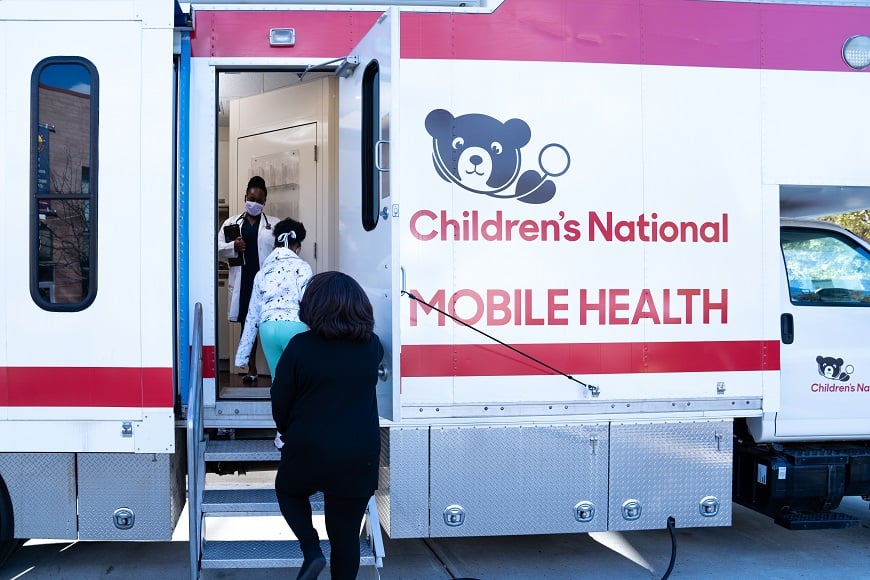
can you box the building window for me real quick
[31,58,98,310]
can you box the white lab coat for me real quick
[217,212,281,321]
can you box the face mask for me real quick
[245,201,264,216]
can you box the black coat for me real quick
[271,331,383,498]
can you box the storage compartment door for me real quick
[429,424,609,537]
[77,450,184,540]
[609,420,732,531]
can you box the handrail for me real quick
[186,302,204,580]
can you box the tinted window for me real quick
[31,58,98,310]
[361,60,380,231]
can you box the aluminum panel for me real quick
[204,438,280,462]
[201,538,375,569]
[0,453,76,538]
[608,420,733,531]
[78,453,176,540]
[430,424,609,537]
[376,427,429,539]
[169,431,186,534]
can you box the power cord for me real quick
[660,516,677,580]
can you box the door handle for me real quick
[780,313,794,344]
[375,139,390,172]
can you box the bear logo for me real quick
[424,109,570,204]
[816,355,854,382]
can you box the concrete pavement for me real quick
[2,495,869,579]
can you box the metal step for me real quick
[202,489,324,516]
[204,400,276,429]
[775,511,861,530]
[204,438,281,462]
[201,538,376,569]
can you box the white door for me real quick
[338,9,398,420]
[237,123,318,268]
[777,221,870,439]
[226,120,318,381]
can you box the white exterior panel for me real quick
[0,21,7,422]
[189,57,219,403]
[0,408,175,453]
[139,25,176,371]
[398,59,772,417]
[762,70,870,187]
[4,20,144,368]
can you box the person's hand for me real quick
[233,237,246,252]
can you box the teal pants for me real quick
[259,320,308,379]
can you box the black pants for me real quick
[276,488,370,580]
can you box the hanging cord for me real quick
[660,516,677,580]
[401,290,600,397]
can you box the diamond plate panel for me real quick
[430,424,609,537]
[78,453,175,540]
[608,420,733,531]
[202,489,325,515]
[376,427,428,538]
[169,430,185,535]
[204,438,281,461]
[0,453,76,538]
[203,488,281,515]
[201,538,375,569]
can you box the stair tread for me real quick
[775,511,860,530]
[201,538,375,569]
[204,438,281,461]
[202,489,324,514]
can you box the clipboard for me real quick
[223,223,245,267]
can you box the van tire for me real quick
[0,477,23,569]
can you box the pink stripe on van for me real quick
[191,0,870,73]
[401,340,780,378]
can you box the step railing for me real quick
[365,496,385,568]
[186,303,205,580]
[185,300,384,576]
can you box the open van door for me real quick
[338,9,398,420]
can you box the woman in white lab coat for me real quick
[217,175,280,383]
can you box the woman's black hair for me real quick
[299,271,374,342]
[247,175,267,197]
[273,218,306,248]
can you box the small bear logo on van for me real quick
[816,355,854,382]
[424,109,570,204]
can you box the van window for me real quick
[781,226,870,306]
[31,58,98,310]
[361,60,380,231]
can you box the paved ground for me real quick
[3,493,869,579]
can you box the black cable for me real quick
[401,290,598,392]
[660,516,677,580]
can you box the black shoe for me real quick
[296,554,326,580]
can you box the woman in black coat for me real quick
[271,271,383,580]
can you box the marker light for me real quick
[269,28,296,47]
[842,35,870,70]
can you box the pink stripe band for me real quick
[1,367,174,408]
[401,340,780,377]
[192,0,868,73]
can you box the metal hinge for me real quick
[314,145,318,163]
